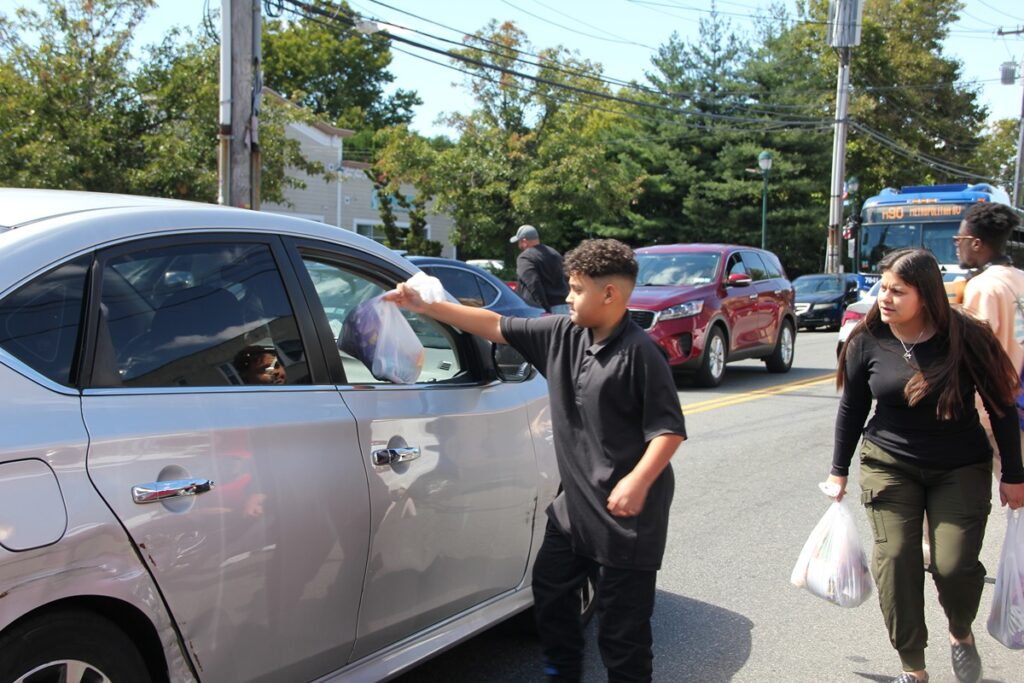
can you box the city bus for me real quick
[854,183,1023,280]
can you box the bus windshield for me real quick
[858,221,960,273]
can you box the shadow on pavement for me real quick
[395,590,753,682]
[650,591,753,682]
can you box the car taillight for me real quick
[840,309,864,326]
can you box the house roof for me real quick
[261,87,354,139]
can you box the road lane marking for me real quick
[681,373,836,415]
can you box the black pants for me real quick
[532,519,658,683]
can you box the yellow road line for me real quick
[682,373,836,415]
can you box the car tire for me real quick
[694,327,727,387]
[765,321,795,373]
[0,610,151,683]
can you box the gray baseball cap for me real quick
[510,224,539,242]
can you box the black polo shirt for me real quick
[500,313,687,570]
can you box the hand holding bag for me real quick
[791,482,873,608]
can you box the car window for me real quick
[302,258,464,384]
[740,252,768,282]
[424,266,486,307]
[636,253,720,286]
[476,275,500,306]
[726,253,747,278]
[94,242,309,388]
[0,255,90,386]
[761,253,784,279]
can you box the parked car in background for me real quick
[408,256,544,318]
[836,280,881,357]
[0,189,571,683]
[792,273,862,331]
[465,258,504,274]
[627,244,798,387]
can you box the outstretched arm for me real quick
[384,282,507,344]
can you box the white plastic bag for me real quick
[988,509,1024,649]
[790,482,873,608]
[339,295,425,384]
[407,271,446,304]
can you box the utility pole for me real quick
[219,0,262,209]
[999,28,1024,209]
[825,0,864,274]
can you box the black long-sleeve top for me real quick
[833,326,1024,484]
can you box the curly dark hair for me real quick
[963,202,1020,252]
[563,239,638,282]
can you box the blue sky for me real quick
[3,0,1023,139]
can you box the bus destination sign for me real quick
[864,203,969,223]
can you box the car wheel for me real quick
[765,321,795,373]
[0,610,151,683]
[695,327,726,387]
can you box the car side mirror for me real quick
[726,273,752,287]
[493,343,532,382]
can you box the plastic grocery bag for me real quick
[339,295,425,384]
[407,271,446,304]
[790,482,873,608]
[988,509,1024,649]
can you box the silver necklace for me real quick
[894,328,925,361]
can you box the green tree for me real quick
[0,0,152,191]
[971,118,1020,195]
[0,0,325,204]
[262,1,420,135]
[404,21,645,260]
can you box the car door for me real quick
[289,242,540,660]
[720,252,760,350]
[80,235,370,683]
[740,251,778,345]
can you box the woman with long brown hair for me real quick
[829,248,1024,683]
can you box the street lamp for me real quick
[758,151,773,250]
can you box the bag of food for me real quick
[791,483,873,608]
[339,295,424,384]
[988,509,1024,649]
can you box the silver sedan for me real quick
[0,189,563,682]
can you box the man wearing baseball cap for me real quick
[511,224,570,314]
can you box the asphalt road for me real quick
[395,329,1023,683]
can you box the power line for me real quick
[498,0,657,49]
[281,0,830,127]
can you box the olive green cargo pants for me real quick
[858,440,992,672]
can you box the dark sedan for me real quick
[408,256,544,318]
[792,274,861,331]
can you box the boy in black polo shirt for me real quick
[386,239,687,683]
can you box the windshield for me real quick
[636,253,721,286]
[794,276,843,295]
[858,221,960,273]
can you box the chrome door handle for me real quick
[748,294,757,300]
[132,478,214,504]
[372,447,420,466]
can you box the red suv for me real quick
[628,244,797,387]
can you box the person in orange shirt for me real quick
[956,202,1024,483]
